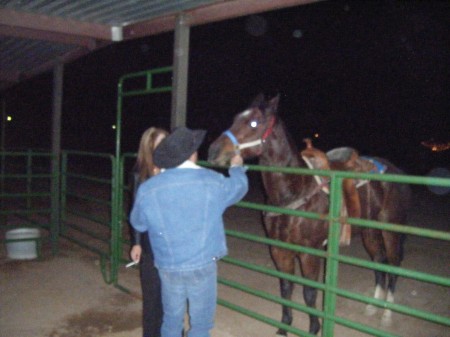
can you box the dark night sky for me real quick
[2,0,449,174]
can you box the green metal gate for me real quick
[0,150,59,256]
[52,66,173,288]
[60,150,117,284]
[1,150,449,337]
[113,66,173,291]
[210,163,450,337]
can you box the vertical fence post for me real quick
[50,152,60,255]
[26,149,32,209]
[0,151,4,227]
[60,152,68,235]
[0,98,5,152]
[110,155,120,285]
[111,80,124,286]
[0,99,5,226]
[50,61,63,256]
[322,174,344,336]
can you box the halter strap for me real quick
[262,116,276,140]
[223,130,239,146]
[302,156,330,194]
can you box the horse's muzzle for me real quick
[207,136,234,166]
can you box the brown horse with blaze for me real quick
[208,94,411,336]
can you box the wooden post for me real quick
[170,13,190,130]
[50,61,64,254]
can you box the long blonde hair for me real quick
[135,127,169,183]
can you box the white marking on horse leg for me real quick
[381,290,394,326]
[374,284,385,300]
[365,285,384,316]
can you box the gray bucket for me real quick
[5,228,40,260]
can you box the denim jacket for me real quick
[130,162,248,271]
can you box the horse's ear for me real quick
[250,93,265,107]
[267,94,280,114]
[269,94,280,108]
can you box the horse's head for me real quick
[208,94,280,166]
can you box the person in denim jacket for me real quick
[130,126,248,337]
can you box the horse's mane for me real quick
[256,94,304,168]
[279,119,302,162]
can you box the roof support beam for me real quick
[123,0,321,40]
[0,70,21,83]
[0,8,112,41]
[0,24,99,48]
[170,13,190,130]
[50,61,63,250]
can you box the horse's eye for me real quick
[250,120,258,128]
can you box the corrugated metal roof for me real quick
[0,0,320,91]
[0,0,216,25]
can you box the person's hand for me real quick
[130,245,142,263]
[230,154,243,167]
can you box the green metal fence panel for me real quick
[60,150,116,284]
[112,66,173,291]
[198,160,450,337]
[2,149,448,336]
[60,64,173,288]
[114,66,172,177]
[114,152,138,292]
[0,150,59,255]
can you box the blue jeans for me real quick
[158,262,217,337]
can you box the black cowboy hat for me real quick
[153,126,206,168]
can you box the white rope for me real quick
[238,139,262,150]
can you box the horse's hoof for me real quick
[381,310,393,327]
[365,304,378,316]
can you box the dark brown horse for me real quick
[207,94,411,335]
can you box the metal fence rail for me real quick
[60,150,117,284]
[112,66,173,291]
[1,150,449,337]
[0,151,59,255]
[210,162,450,337]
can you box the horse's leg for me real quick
[361,229,387,316]
[299,253,322,335]
[380,230,405,326]
[377,186,409,326]
[271,246,296,336]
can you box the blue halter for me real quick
[224,130,239,147]
[222,129,263,154]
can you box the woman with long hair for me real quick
[130,127,168,337]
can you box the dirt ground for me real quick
[0,182,449,337]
